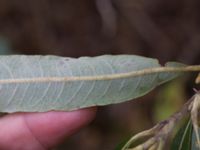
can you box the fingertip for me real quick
[0,107,97,150]
[23,107,97,148]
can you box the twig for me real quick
[122,94,195,150]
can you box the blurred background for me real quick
[0,0,199,149]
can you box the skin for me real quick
[0,107,96,150]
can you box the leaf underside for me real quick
[0,55,183,112]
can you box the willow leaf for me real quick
[171,120,193,150]
[0,55,198,113]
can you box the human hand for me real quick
[0,108,96,150]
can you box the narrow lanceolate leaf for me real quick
[0,55,198,112]
[171,120,193,150]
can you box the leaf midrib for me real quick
[0,65,199,84]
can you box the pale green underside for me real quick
[0,55,183,112]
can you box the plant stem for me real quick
[122,94,195,150]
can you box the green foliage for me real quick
[153,79,186,122]
[171,120,193,150]
[0,55,188,112]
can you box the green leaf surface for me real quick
[115,136,132,150]
[0,55,194,112]
[171,120,193,150]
